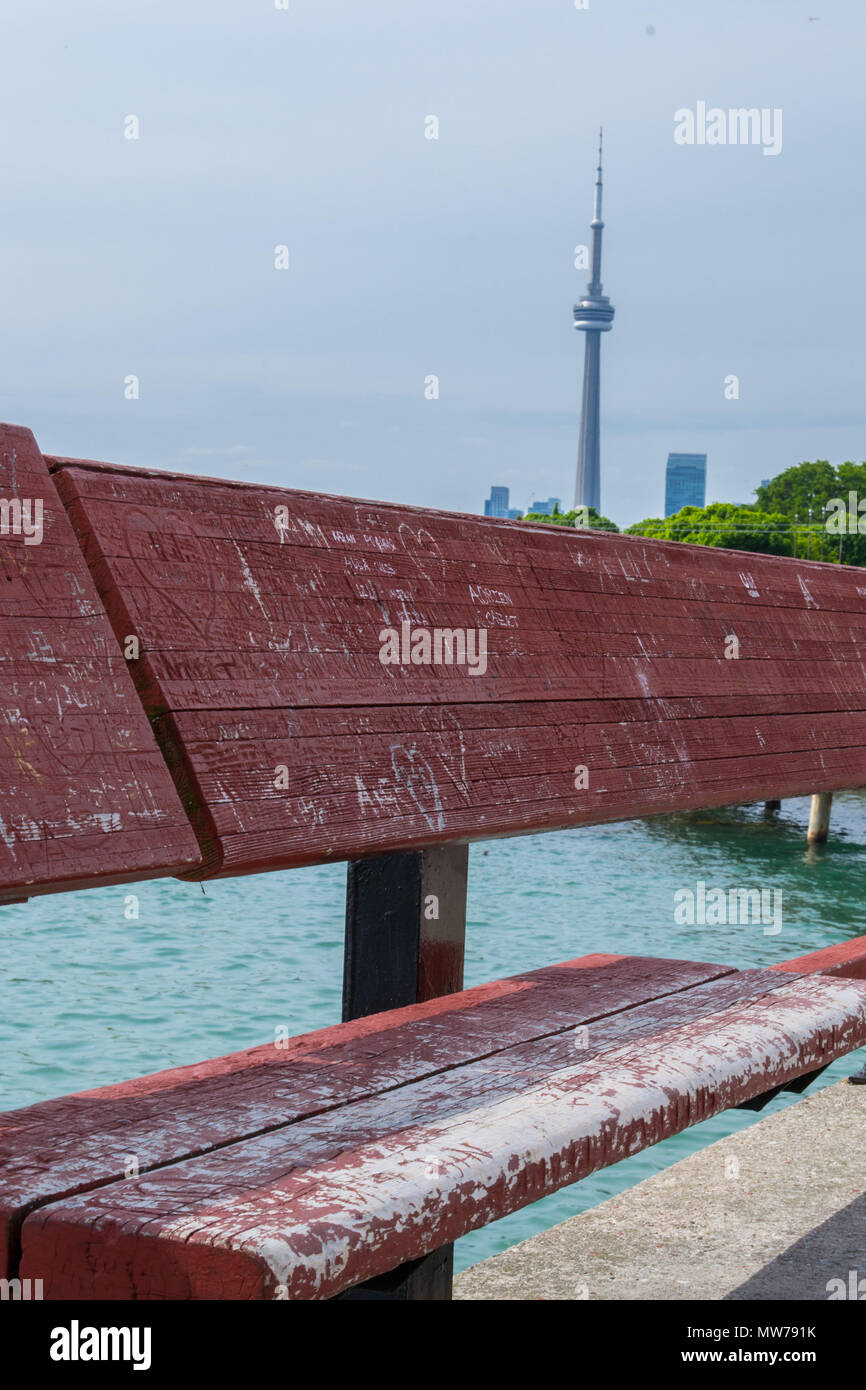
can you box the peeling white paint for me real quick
[797,574,819,609]
[232,542,270,623]
[83,975,866,1301]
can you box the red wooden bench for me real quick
[2,420,866,1299]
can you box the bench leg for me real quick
[331,1247,454,1302]
[339,844,469,1301]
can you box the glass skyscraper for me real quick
[664,454,707,518]
[483,486,522,520]
[484,487,509,518]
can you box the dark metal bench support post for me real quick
[337,843,469,1301]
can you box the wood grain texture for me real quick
[47,456,866,877]
[772,933,866,980]
[17,969,866,1299]
[1,952,734,1277]
[0,426,201,899]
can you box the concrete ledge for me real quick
[454,1080,866,1300]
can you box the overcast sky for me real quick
[1,0,862,526]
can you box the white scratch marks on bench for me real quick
[232,543,270,623]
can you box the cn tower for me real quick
[573,130,615,513]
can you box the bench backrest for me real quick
[0,427,200,902]
[38,447,866,881]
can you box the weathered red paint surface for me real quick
[49,455,866,877]
[0,426,201,900]
[417,936,464,1002]
[3,951,725,1276]
[18,971,866,1299]
[771,933,866,980]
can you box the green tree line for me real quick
[524,504,620,532]
[527,462,866,564]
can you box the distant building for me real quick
[527,497,562,517]
[484,486,509,517]
[483,486,522,520]
[664,454,707,518]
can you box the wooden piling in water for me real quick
[807,792,833,844]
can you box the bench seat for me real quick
[4,949,865,1299]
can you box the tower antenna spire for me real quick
[590,126,604,293]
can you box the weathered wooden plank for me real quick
[43,462,866,611]
[181,719,866,816]
[131,653,866,708]
[772,934,866,980]
[171,692,866,742]
[1,953,738,1277]
[181,712,866,795]
[18,973,866,1299]
[50,571,866,659]
[49,458,866,877]
[202,744,866,873]
[0,426,201,899]
[29,594,866,667]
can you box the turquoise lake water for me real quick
[2,792,865,1274]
